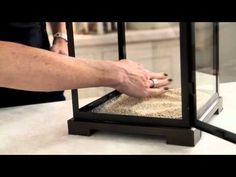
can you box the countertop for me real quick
[0,83,236,154]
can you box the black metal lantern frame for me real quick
[66,22,236,146]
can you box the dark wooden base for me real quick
[68,119,201,146]
[67,96,222,147]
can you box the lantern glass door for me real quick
[194,22,236,144]
[195,22,217,117]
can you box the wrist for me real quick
[101,60,125,88]
[53,32,68,43]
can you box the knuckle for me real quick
[143,90,150,97]
[144,82,150,88]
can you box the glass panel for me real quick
[72,22,118,101]
[194,23,236,143]
[216,22,236,133]
[94,22,182,120]
[195,23,216,112]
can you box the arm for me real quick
[0,41,117,91]
[48,22,68,55]
[49,22,67,34]
[0,41,171,97]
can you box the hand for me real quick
[113,60,172,98]
[50,38,68,56]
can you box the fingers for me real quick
[148,78,172,88]
[147,77,172,97]
[149,71,168,79]
[147,87,169,97]
[117,59,173,98]
[122,60,168,79]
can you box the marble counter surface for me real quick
[0,83,235,154]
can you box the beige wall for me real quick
[64,26,180,100]
[59,22,236,100]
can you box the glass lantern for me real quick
[66,22,236,146]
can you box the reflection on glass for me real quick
[93,22,182,119]
[195,23,216,111]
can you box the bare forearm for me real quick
[0,41,171,98]
[0,41,121,91]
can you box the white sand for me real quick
[93,88,211,119]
